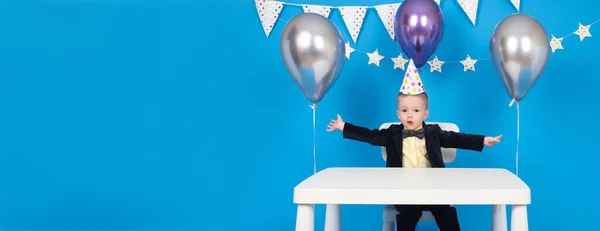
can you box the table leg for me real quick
[511,204,528,231]
[491,204,507,231]
[324,204,341,231]
[296,204,315,231]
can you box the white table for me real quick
[293,167,530,231]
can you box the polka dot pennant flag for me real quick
[339,6,367,44]
[400,59,425,95]
[255,0,284,37]
[510,0,520,11]
[457,0,479,25]
[374,3,401,40]
[302,4,331,18]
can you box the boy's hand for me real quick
[327,114,345,132]
[484,135,502,148]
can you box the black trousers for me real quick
[394,205,460,231]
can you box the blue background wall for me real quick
[0,0,597,230]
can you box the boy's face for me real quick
[396,95,429,130]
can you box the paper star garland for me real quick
[574,23,592,41]
[550,35,564,53]
[392,54,409,70]
[345,42,355,59]
[427,56,444,73]
[367,49,384,67]
[460,54,477,72]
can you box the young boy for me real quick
[326,60,502,231]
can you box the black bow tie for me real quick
[402,129,425,139]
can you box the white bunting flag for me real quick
[339,6,368,44]
[302,4,332,18]
[255,0,284,37]
[510,0,520,11]
[457,0,479,25]
[434,0,440,5]
[375,3,402,40]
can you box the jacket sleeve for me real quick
[436,125,485,151]
[342,122,394,146]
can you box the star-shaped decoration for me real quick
[460,54,477,72]
[550,35,564,53]
[367,49,384,67]
[574,23,592,41]
[427,56,444,73]
[392,54,409,70]
[345,42,355,59]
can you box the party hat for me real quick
[399,59,425,95]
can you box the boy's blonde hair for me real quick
[397,92,429,109]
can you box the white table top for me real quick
[293,167,530,205]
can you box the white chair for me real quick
[380,122,459,231]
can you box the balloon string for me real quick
[516,102,520,176]
[310,103,317,174]
[509,99,520,176]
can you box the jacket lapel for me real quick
[392,124,405,166]
[423,122,442,166]
[423,122,435,154]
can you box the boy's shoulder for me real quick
[383,124,404,134]
[423,122,442,134]
[423,123,441,129]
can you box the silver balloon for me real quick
[280,13,345,104]
[489,14,550,102]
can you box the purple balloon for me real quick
[394,0,444,68]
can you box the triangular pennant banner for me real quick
[434,0,440,5]
[338,6,367,44]
[510,0,520,11]
[375,3,402,40]
[457,0,479,25]
[255,0,284,37]
[302,4,332,18]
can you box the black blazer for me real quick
[342,122,485,168]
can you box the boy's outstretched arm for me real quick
[327,114,393,146]
[436,124,502,151]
